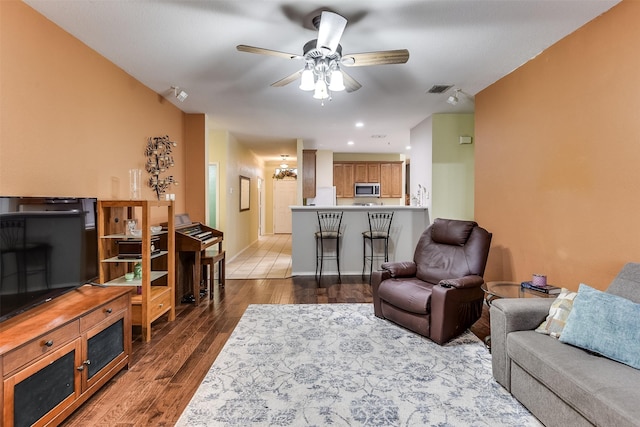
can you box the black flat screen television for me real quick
[0,196,98,322]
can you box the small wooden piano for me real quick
[172,213,224,306]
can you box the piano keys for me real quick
[171,213,224,306]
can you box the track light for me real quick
[447,88,475,106]
[171,86,188,102]
[447,89,460,105]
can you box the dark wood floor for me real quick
[62,276,490,426]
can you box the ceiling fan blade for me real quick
[271,70,303,87]
[341,69,362,93]
[316,11,347,53]
[342,49,410,67]
[237,45,301,60]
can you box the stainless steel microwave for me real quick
[354,182,380,197]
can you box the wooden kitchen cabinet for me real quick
[367,163,380,183]
[354,163,368,183]
[380,162,403,198]
[302,149,316,199]
[353,163,381,184]
[335,161,401,198]
[333,163,355,198]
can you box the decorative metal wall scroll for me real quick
[145,135,178,199]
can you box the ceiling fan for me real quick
[236,10,409,100]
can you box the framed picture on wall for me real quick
[240,175,250,211]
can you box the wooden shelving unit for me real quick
[97,200,175,342]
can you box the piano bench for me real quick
[202,249,226,295]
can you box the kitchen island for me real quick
[291,205,430,276]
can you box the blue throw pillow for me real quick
[560,283,640,369]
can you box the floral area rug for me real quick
[176,304,541,426]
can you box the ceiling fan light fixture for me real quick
[299,68,315,91]
[328,69,345,92]
[313,79,329,100]
[237,10,410,105]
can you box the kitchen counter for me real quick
[291,205,430,276]
[293,205,426,210]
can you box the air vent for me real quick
[427,85,453,94]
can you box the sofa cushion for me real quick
[377,278,433,314]
[535,288,577,338]
[560,283,640,369]
[508,331,640,427]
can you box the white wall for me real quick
[409,116,433,213]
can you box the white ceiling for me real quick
[25,0,619,163]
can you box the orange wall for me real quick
[475,1,639,290]
[0,1,186,221]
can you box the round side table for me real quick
[482,281,557,306]
[481,281,557,351]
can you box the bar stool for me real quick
[362,212,394,280]
[201,248,226,298]
[315,211,343,282]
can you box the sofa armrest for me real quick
[439,275,484,289]
[380,261,417,278]
[490,298,554,391]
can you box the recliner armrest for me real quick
[380,261,417,278]
[439,275,484,289]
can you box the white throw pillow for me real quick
[535,288,578,339]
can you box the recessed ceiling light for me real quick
[406,145,411,150]
[355,122,364,128]
[347,141,354,145]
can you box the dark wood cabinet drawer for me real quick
[2,320,79,375]
[80,293,129,332]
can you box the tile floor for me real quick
[226,234,292,279]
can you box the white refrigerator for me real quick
[311,186,336,206]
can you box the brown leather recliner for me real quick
[371,218,492,344]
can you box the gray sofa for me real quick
[490,263,640,427]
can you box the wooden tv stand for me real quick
[0,285,132,427]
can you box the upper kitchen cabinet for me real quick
[302,149,316,199]
[367,163,381,183]
[380,162,403,198]
[333,163,355,198]
[335,161,402,198]
[354,162,381,183]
